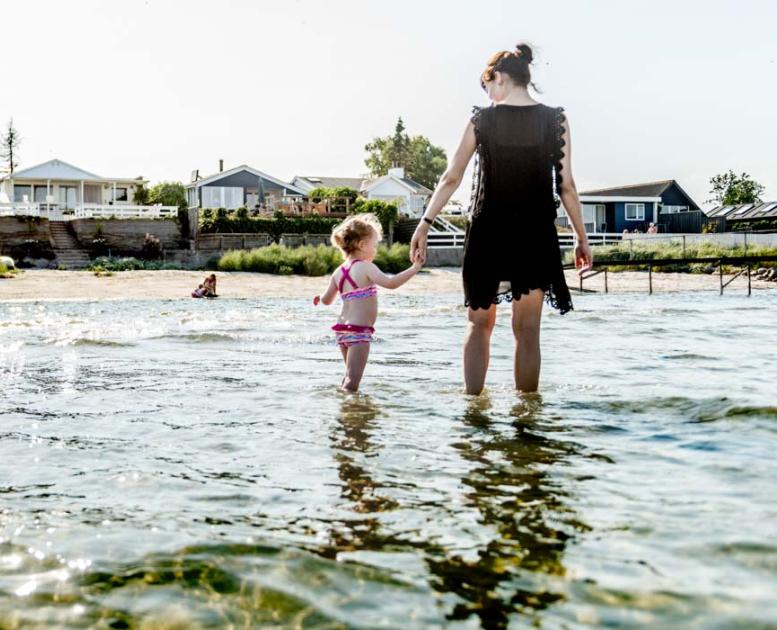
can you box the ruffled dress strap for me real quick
[467,106,488,220]
[551,106,567,208]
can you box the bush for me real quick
[566,242,777,272]
[372,243,412,273]
[199,212,342,241]
[216,243,411,275]
[87,256,179,271]
[149,181,188,209]
[350,198,398,234]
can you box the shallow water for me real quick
[1,291,776,628]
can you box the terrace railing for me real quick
[0,203,178,220]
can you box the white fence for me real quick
[557,233,624,249]
[426,216,466,249]
[0,203,178,220]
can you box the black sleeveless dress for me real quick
[463,103,573,314]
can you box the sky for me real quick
[2,0,776,207]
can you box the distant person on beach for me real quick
[410,42,592,394]
[192,284,207,298]
[647,223,658,234]
[314,213,423,391]
[203,274,218,297]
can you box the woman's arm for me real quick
[557,117,593,272]
[314,275,338,306]
[410,120,476,262]
[365,259,422,290]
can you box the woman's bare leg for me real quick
[342,343,370,392]
[464,305,497,395]
[512,290,544,392]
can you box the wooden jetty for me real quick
[565,255,777,296]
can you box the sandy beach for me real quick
[0,268,772,301]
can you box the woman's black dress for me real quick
[463,103,573,314]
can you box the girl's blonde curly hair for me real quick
[330,214,383,255]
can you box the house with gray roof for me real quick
[563,179,700,233]
[186,164,306,209]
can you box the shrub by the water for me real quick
[565,242,777,273]
[217,243,411,275]
[87,256,179,272]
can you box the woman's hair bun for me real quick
[515,43,533,64]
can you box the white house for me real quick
[0,159,147,218]
[293,167,433,218]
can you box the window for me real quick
[201,186,243,209]
[34,186,50,203]
[114,187,128,202]
[625,203,645,221]
[13,185,32,203]
[663,205,688,214]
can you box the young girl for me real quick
[314,213,423,392]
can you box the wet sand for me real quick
[0,268,772,301]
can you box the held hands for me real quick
[409,222,429,265]
[411,249,424,270]
[575,241,593,275]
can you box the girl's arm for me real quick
[314,275,338,305]
[365,258,422,290]
[557,117,593,273]
[410,120,476,262]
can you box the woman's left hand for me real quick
[410,223,429,264]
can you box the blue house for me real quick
[569,180,700,233]
[186,164,306,210]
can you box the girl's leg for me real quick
[342,343,370,392]
[463,305,497,395]
[339,345,348,388]
[511,289,544,392]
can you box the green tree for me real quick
[148,181,188,209]
[133,182,151,205]
[708,170,765,206]
[365,117,447,189]
[1,118,21,175]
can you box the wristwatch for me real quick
[422,216,434,225]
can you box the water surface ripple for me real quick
[1,293,776,628]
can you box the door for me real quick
[59,186,77,209]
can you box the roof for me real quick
[188,164,306,195]
[295,176,366,190]
[361,174,434,196]
[705,201,777,220]
[580,180,678,198]
[0,158,141,183]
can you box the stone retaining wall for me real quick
[0,216,53,251]
[71,218,183,252]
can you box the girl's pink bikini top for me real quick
[338,259,378,301]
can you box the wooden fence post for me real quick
[648,264,653,295]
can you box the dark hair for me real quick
[480,43,536,91]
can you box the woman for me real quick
[411,43,592,395]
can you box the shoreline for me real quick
[0,268,774,302]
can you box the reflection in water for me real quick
[425,395,588,628]
[325,394,399,555]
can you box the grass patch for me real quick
[0,262,20,279]
[567,242,777,273]
[217,243,412,275]
[86,257,182,272]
